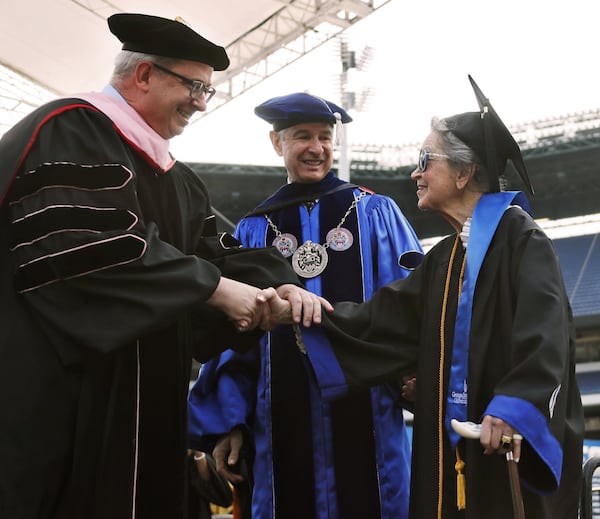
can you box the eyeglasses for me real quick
[418,148,450,172]
[153,63,216,103]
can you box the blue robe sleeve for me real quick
[362,194,423,289]
[188,218,267,451]
[234,217,268,248]
[188,347,260,452]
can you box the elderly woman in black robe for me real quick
[289,76,584,518]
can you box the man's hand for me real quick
[206,279,333,332]
[256,287,291,330]
[206,277,271,332]
[401,375,417,402]
[213,428,246,484]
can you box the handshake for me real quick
[207,279,333,332]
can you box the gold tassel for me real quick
[455,447,466,510]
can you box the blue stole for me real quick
[445,191,531,447]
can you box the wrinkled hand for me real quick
[480,415,523,462]
[274,284,333,327]
[213,428,246,484]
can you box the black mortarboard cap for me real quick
[443,75,534,196]
[108,13,230,71]
[255,92,352,131]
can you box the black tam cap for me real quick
[108,13,230,71]
[255,92,352,131]
[443,75,534,196]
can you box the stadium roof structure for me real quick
[0,0,390,124]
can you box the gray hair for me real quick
[110,51,180,87]
[430,116,507,192]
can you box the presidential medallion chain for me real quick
[265,191,366,278]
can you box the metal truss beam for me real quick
[0,63,55,137]
[345,108,600,172]
[67,0,120,20]
[0,1,390,127]
[204,0,391,118]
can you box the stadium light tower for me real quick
[335,35,376,180]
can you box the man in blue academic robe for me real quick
[188,93,423,519]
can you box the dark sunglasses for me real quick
[418,148,450,172]
[153,63,216,103]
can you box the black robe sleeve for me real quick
[301,262,424,394]
[2,101,300,358]
[188,227,303,361]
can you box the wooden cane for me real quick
[506,450,526,519]
[452,420,526,519]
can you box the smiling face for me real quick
[411,132,461,213]
[137,59,214,139]
[270,122,334,184]
[411,130,485,232]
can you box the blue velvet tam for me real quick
[254,92,353,131]
[108,13,230,71]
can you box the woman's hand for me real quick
[274,284,333,327]
[480,415,523,462]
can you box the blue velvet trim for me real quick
[484,394,562,491]
[251,171,349,213]
[301,324,348,401]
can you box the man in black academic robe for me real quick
[0,13,311,519]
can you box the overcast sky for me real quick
[170,0,600,166]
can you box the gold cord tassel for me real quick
[455,447,466,510]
